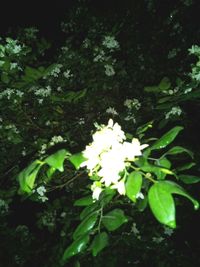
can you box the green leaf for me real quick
[125,171,143,202]
[158,77,171,90]
[144,85,160,93]
[80,203,99,220]
[148,180,199,228]
[18,160,43,193]
[46,166,56,179]
[90,232,109,256]
[44,149,68,172]
[148,182,176,228]
[73,212,99,240]
[151,126,184,150]
[136,121,153,135]
[61,234,90,263]
[102,209,128,231]
[69,152,87,170]
[179,175,200,184]
[165,146,194,159]
[99,188,116,206]
[162,180,199,209]
[74,195,94,206]
[176,162,196,171]
[154,157,171,180]
[1,73,10,84]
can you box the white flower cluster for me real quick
[48,64,63,77]
[36,186,48,202]
[5,123,19,134]
[39,135,67,155]
[0,88,24,100]
[102,36,120,51]
[5,38,22,54]
[106,107,118,116]
[165,106,182,119]
[50,135,66,146]
[34,86,52,98]
[163,87,179,95]
[81,119,148,199]
[93,48,107,63]
[124,98,141,110]
[104,64,115,76]
[124,114,136,123]
[41,211,56,228]
[63,69,73,79]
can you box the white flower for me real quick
[111,180,126,195]
[91,182,102,200]
[36,186,46,196]
[136,192,144,199]
[163,226,174,236]
[165,106,182,119]
[124,98,141,110]
[102,36,120,50]
[106,107,118,115]
[63,69,73,79]
[104,64,115,76]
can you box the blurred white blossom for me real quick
[165,106,182,119]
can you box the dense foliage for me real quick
[1,1,200,266]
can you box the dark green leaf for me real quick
[90,232,109,256]
[102,209,128,231]
[74,195,94,206]
[125,171,143,202]
[176,162,196,171]
[165,146,194,159]
[80,203,99,220]
[151,126,183,150]
[73,212,99,240]
[158,77,171,90]
[61,234,90,263]
[179,175,200,184]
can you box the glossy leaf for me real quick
[90,232,109,256]
[165,146,194,159]
[18,160,43,193]
[61,234,90,263]
[179,175,200,184]
[102,209,128,231]
[99,188,116,206]
[74,195,94,207]
[148,180,199,228]
[69,152,87,170]
[44,149,69,172]
[154,157,171,180]
[159,180,199,209]
[151,126,183,150]
[73,212,99,240]
[125,171,143,202]
[176,162,196,171]
[148,182,176,228]
[80,203,99,220]
[158,77,171,90]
